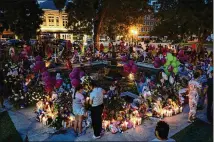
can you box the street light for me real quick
[130,28,138,45]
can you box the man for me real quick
[152,121,175,142]
[89,81,105,139]
[207,71,213,123]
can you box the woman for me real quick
[72,85,85,136]
[188,72,202,123]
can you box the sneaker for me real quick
[93,135,101,139]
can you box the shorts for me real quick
[73,107,85,116]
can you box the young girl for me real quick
[188,72,202,123]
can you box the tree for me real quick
[0,0,43,40]
[150,0,213,49]
[53,0,67,11]
[65,0,150,50]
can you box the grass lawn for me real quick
[0,111,23,142]
[172,119,213,142]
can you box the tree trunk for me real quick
[93,2,109,52]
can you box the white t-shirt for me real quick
[90,87,104,107]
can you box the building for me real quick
[139,0,160,37]
[39,0,73,41]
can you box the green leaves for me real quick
[0,0,44,40]
[53,0,67,11]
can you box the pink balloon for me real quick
[35,56,42,61]
[123,64,131,73]
[178,50,184,57]
[55,79,63,88]
[71,79,80,88]
[131,65,138,74]
[168,65,174,72]
[129,60,134,66]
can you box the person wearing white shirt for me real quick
[89,81,105,139]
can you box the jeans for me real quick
[91,104,104,137]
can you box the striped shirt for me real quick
[90,87,104,107]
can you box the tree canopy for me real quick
[0,0,43,40]
[150,0,213,44]
[65,0,151,49]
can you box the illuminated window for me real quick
[62,15,68,27]
[56,17,59,26]
[48,15,54,26]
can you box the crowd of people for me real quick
[0,39,213,141]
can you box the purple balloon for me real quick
[123,64,131,73]
[69,71,79,79]
[71,79,80,88]
[72,67,80,73]
[129,60,134,66]
[154,62,160,68]
[79,71,85,78]
[35,56,42,61]
[155,57,161,64]
[161,57,166,65]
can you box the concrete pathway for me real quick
[0,99,209,142]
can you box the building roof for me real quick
[39,0,71,10]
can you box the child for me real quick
[188,72,201,123]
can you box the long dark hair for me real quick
[73,85,83,99]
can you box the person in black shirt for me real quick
[207,71,213,123]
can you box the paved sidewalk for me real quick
[0,100,209,142]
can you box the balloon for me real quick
[168,55,173,62]
[42,71,49,77]
[121,56,128,62]
[154,62,160,68]
[184,55,189,61]
[71,79,80,88]
[131,65,138,73]
[79,71,85,78]
[45,85,53,93]
[173,67,178,74]
[168,65,174,72]
[173,56,177,62]
[35,56,42,61]
[129,60,134,66]
[167,53,172,58]
[165,60,171,66]
[72,67,80,73]
[169,76,175,84]
[55,79,63,88]
[69,71,79,79]
[161,58,166,65]
[178,50,184,57]
[176,61,181,66]
[155,57,161,63]
[123,64,131,73]
[171,62,177,68]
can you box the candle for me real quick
[180,106,183,113]
[124,121,128,129]
[42,116,48,125]
[137,117,142,125]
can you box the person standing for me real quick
[90,81,105,139]
[188,72,202,123]
[207,71,213,123]
[72,85,85,136]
